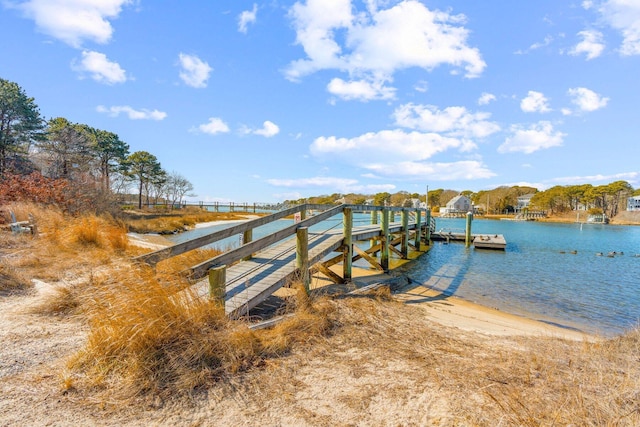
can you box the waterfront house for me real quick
[442,195,473,214]
[628,195,640,211]
[515,194,535,212]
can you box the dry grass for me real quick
[0,258,31,292]
[2,201,640,425]
[67,270,338,398]
[121,207,260,234]
[229,298,640,426]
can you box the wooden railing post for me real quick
[465,212,473,248]
[381,208,390,271]
[242,229,253,261]
[414,209,422,251]
[370,209,378,249]
[343,207,353,281]
[208,265,226,306]
[401,209,409,258]
[296,227,310,294]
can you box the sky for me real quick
[1,0,639,203]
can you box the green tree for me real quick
[0,78,44,176]
[84,127,130,192]
[373,192,391,206]
[126,151,163,209]
[38,117,93,179]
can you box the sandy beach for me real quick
[126,231,594,341]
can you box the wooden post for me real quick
[401,209,409,258]
[425,209,432,243]
[414,209,422,251]
[208,265,226,306]
[370,210,378,249]
[465,212,473,248]
[300,206,307,221]
[296,227,310,294]
[343,207,353,281]
[242,229,253,261]
[381,208,390,271]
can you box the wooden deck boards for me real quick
[192,221,424,316]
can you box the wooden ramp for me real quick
[193,221,424,317]
[135,203,435,319]
[193,231,345,317]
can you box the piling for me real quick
[465,212,473,248]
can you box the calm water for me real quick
[168,215,640,337]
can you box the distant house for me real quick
[516,194,535,212]
[628,195,640,211]
[443,195,473,214]
[407,198,422,209]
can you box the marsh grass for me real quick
[0,258,30,292]
[122,207,258,234]
[3,201,640,424]
[67,267,339,397]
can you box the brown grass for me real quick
[2,201,640,424]
[67,268,338,397]
[121,207,261,234]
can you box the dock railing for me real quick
[133,203,432,279]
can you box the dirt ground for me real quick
[0,252,595,426]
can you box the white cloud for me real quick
[567,87,609,112]
[197,117,230,135]
[582,1,594,10]
[310,129,465,164]
[72,51,127,84]
[286,0,485,100]
[96,105,167,120]
[178,53,212,88]
[327,78,396,101]
[520,91,551,113]
[598,0,640,55]
[254,121,280,137]
[365,160,496,180]
[238,3,258,33]
[267,176,396,194]
[499,121,565,154]
[570,30,605,59]
[393,103,500,139]
[478,92,496,105]
[15,0,132,47]
[550,171,639,185]
[514,35,554,55]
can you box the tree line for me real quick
[0,77,194,212]
[287,181,638,218]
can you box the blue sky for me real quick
[1,0,639,203]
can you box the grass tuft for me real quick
[65,266,338,397]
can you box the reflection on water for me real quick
[400,218,640,336]
[169,215,640,337]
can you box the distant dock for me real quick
[431,230,506,250]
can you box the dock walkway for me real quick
[135,204,435,318]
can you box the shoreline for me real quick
[127,222,598,342]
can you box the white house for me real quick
[628,195,640,211]
[443,195,472,214]
[516,194,535,212]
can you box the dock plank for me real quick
[191,221,426,317]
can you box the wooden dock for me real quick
[473,234,506,250]
[431,230,506,250]
[134,204,436,318]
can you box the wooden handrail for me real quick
[133,203,336,265]
[187,205,345,278]
[133,203,430,275]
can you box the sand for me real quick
[0,230,597,426]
